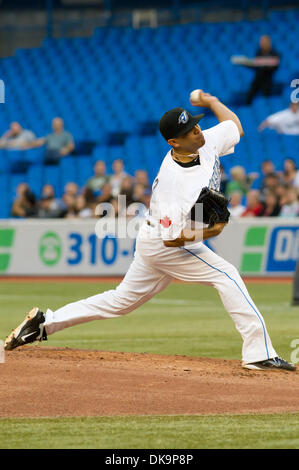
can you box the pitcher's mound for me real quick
[1,347,298,418]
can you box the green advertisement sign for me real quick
[0,229,15,272]
[241,226,268,273]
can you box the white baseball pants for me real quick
[44,228,277,364]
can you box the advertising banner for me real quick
[0,218,298,276]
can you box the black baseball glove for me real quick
[197,187,230,228]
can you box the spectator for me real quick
[142,191,151,209]
[134,170,151,191]
[63,194,77,218]
[279,187,299,217]
[110,159,128,197]
[98,182,115,204]
[76,188,96,218]
[281,158,299,188]
[275,184,289,207]
[228,191,246,217]
[260,171,280,200]
[261,159,275,175]
[125,184,149,217]
[37,196,65,218]
[242,190,263,217]
[42,184,55,199]
[259,160,277,193]
[41,184,64,212]
[259,191,281,216]
[258,102,299,135]
[85,160,110,193]
[226,166,257,196]
[132,183,146,204]
[76,195,91,218]
[246,35,280,104]
[30,117,75,164]
[96,182,118,217]
[61,182,79,216]
[119,176,134,208]
[11,183,37,217]
[0,122,36,150]
[63,182,79,199]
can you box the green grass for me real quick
[0,281,298,449]
[0,281,297,360]
[1,414,299,449]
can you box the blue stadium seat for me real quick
[25,148,45,165]
[75,156,93,188]
[43,165,61,196]
[0,174,9,218]
[0,150,9,173]
[0,10,298,215]
[26,164,43,198]
[60,156,78,190]
[7,150,29,174]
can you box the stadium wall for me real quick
[0,218,298,277]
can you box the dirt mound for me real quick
[1,348,298,418]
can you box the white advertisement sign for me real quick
[0,218,298,277]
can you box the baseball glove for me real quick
[197,187,230,228]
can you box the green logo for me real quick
[39,232,62,266]
[0,229,15,272]
[241,226,268,273]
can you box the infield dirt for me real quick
[1,347,298,418]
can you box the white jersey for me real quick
[266,108,299,135]
[146,120,240,241]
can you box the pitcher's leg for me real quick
[153,244,277,364]
[44,254,172,335]
[184,246,277,363]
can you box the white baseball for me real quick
[190,89,202,104]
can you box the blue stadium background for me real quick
[0,5,299,217]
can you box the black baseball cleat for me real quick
[4,307,47,351]
[243,356,296,372]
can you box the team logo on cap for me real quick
[178,110,188,124]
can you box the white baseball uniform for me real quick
[44,119,277,364]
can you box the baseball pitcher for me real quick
[4,90,296,371]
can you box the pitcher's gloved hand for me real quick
[197,187,230,228]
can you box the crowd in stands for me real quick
[2,83,299,220]
[224,158,299,218]
[0,117,75,164]
[10,156,299,220]
[11,160,151,219]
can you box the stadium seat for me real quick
[26,164,43,198]
[43,165,61,196]
[0,174,9,218]
[0,10,298,215]
[0,150,9,173]
[25,148,45,165]
[75,156,93,188]
[60,156,78,190]
[7,150,29,174]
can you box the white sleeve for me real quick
[266,110,287,130]
[26,131,36,141]
[203,120,240,157]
